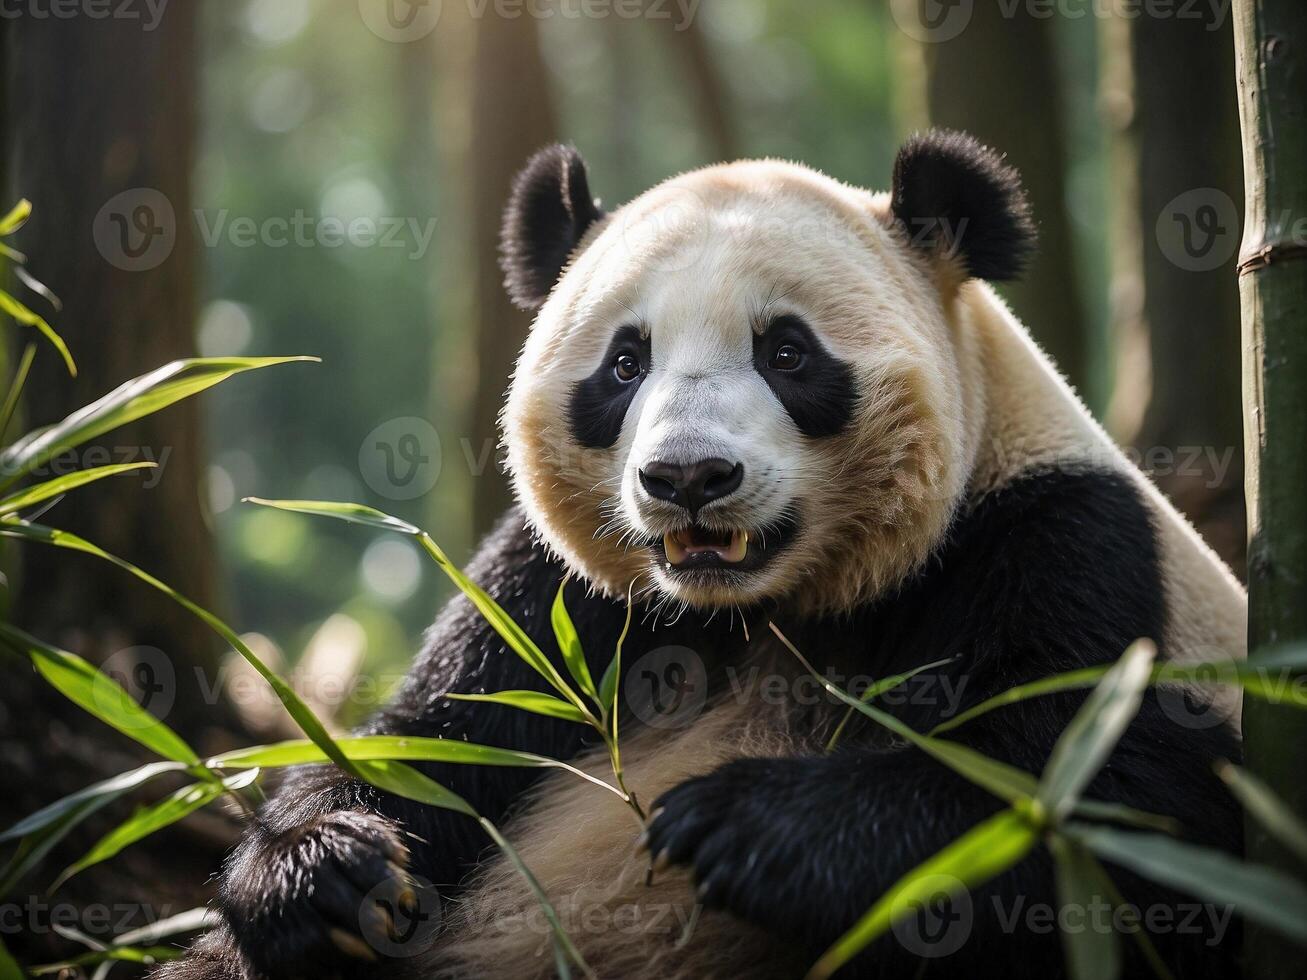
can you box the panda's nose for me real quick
[638,458,744,517]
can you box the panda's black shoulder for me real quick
[849,467,1167,688]
[943,466,1164,659]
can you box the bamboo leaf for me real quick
[0,357,317,490]
[1039,641,1157,823]
[1049,835,1121,980]
[600,582,635,733]
[54,771,258,889]
[0,288,75,377]
[447,691,592,724]
[208,735,622,799]
[0,761,187,844]
[770,623,1039,805]
[243,498,590,716]
[1216,762,1307,863]
[827,657,957,751]
[933,645,1307,737]
[31,946,182,975]
[806,809,1037,980]
[0,463,156,516]
[0,938,22,980]
[1066,823,1307,944]
[0,519,359,779]
[0,622,199,765]
[240,497,420,535]
[552,582,598,704]
[478,817,594,979]
[0,199,32,236]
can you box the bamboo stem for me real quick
[1233,2,1307,977]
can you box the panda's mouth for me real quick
[652,514,799,576]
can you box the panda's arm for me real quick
[644,469,1243,976]
[201,511,626,977]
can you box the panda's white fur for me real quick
[431,157,1247,978]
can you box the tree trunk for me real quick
[919,0,1091,397]
[467,13,558,539]
[0,7,236,960]
[1132,11,1246,573]
[4,1,228,735]
[1233,2,1307,978]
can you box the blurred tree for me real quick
[657,13,738,161]
[465,11,559,538]
[1234,1,1307,977]
[1130,12,1245,571]
[5,4,229,735]
[917,0,1091,397]
[0,5,234,957]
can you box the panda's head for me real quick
[502,131,1035,616]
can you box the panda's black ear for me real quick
[889,130,1036,282]
[500,144,606,311]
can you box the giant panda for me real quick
[162,132,1247,980]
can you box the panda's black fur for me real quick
[160,134,1242,980]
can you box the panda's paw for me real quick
[642,757,815,920]
[221,810,434,976]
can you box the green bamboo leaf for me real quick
[770,623,1039,805]
[934,646,1307,737]
[54,771,258,889]
[0,357,317,490]
[0,519,359,779]
[552,582,598,704]
[1069,800,1179,835]
[600,582,635,733]
[240,497,420,535]
[0,937,22,980]
[0,463,156,516]
[0,622,199,766]
[827,657,957,751]
[806,809,1038,980]
[1039,641,1157,823]
[1049,835,1121,980]
[478,816,593,979]
[1066,823,1307,944]
[0,797,114,896]
[208,735,622,798]
[0,288,75,377]
[931,665,1111,736]
[1216,762,1307,863]
[0,199,32,236]
[243,498,590,716]
[0,761,187,844]
[31,946,182,975]
[448,690,592,724]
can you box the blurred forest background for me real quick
[0,0,1247,961]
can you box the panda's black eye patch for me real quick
[569,325,651,449]
[753,315,855,438]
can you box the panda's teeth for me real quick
[663,529,749,566]
[664,532,689,566]
[723,530,749,563]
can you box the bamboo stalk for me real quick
[1233,2,1307,977]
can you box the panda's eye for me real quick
[613,352,642,383]
[769,344,803,371]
